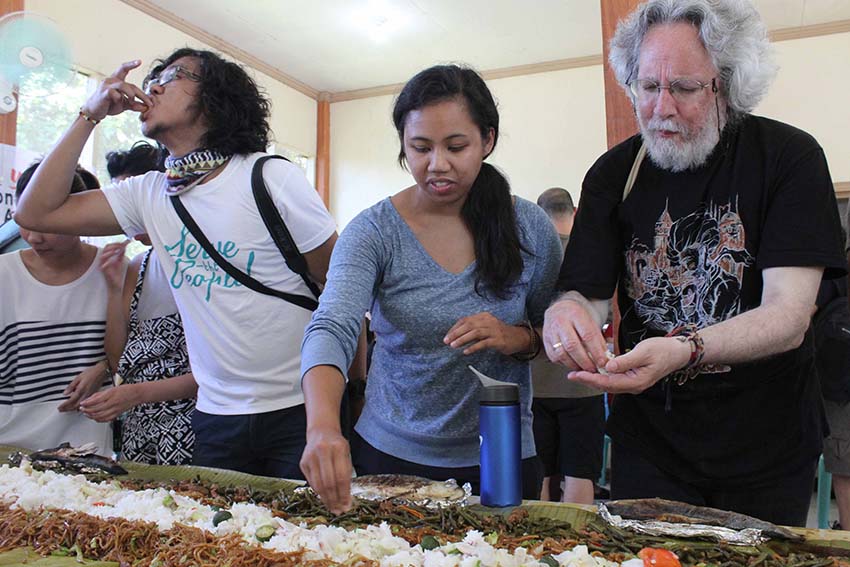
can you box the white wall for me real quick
[330,94,409,229]
[26,0,317,156]
[756,32,850,183]
[330,65,607,229]
[488,66,607,206]
[330,32,850,229]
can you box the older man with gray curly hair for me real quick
[543,0,845,525]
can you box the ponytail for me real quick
[462,162,525,298]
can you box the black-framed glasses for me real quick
[143,65,202,95]
[628,77,717,102]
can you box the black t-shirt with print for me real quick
[559,114,846,487]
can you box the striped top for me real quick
[0,249,112,452]
[0,319,107,405]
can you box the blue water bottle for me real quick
[479,382,522,507]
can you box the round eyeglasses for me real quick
[628,77,717,102]
[143,65,202,95]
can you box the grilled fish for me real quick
[25,442,127,475]
[605,498,802,541]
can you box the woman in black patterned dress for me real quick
[81,245,196,465]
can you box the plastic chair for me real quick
[817,454,833,529]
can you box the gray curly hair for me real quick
[609,0,777,122]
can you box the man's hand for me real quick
[99,240,129,293]
[444,312,526,355]
[58,363,108,412]
[79,384,140,422]
[81,60,152,122]
[568,336,691,394]
[543,297,609,372]
[300,426,353,514]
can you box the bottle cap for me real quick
[480,383,519,404]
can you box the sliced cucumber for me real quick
[255,524,276,542]
[212,510,233,527]
[420,535,440,550]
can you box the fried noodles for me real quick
[0,504,377,566]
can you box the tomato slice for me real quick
[638,547,682,567]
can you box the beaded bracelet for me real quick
[665,324,706,384]
[78,107,101,126]
[512,320,541,362]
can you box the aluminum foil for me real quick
[598,502,768,546]
[299,478,472,509]
[354,478,473,509]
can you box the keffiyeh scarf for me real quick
[164,149,231,195]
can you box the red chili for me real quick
[638,547,682,567]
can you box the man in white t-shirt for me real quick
[15,48,338,479]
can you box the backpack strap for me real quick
[623,143,647,201]
[251,155,322,300]
[170,195,319,311]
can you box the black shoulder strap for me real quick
[170,195,319,311]
[251,155,323,300]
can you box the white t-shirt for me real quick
[135,251,179,322]
[0,249,113,452]
[102,153,336,415]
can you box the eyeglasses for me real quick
[143,65,202,95]
[628,77,716,102]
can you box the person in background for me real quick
[1,165,100,254]
[299,64,562,513]
[106,141,164,182]
[543,0,845,526]
[80,144,196,466]
[0,162,112,452]
[14,48,337,478]
[532,187,606,504]
[537,188,575,248]
[819,214,850,530]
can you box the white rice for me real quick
[0,464,629,567]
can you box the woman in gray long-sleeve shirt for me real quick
[299,65,563,513]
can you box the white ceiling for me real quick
[141,0,850,95]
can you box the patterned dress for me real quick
[117,250,195,465]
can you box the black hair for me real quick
[537,187,575,217]
[106,141,165,179]
[75,165,101,190]
[16,161,96,200]
[146,48,271,155]
[392,64,524,298]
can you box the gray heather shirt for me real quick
[301,197,562,467]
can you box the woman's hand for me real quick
[57,363,109,412]
[99,240,129,293]
[444,312,528,355]
[79,384,141,422]
[300,426,353,514]
[80,60,152,122]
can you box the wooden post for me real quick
[0,0,23,147]
[315,93,330,209]
[601,0,640,354]
[601,0,640,149]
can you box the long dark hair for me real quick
[392,65,524,298]
[147,48,271,155]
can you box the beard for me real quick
[639,112,721,173]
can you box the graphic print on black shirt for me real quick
[624,198,754,346]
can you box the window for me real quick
[16,70,92,165]
[16,70,154,187]
[14,69,155,250]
